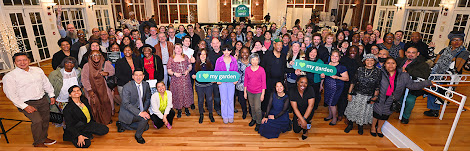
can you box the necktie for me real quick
[137,84,143,112]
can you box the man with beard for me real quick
[362,34,374,54]
[307,33,329,63]
[186,25,201,50]
[404,32,435,61]
[220,29,231,46]
[71,30,87,54]
[56,7,78,44]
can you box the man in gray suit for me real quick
[116,68,151,144]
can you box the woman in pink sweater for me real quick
[244,53,266,131]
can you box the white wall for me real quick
[264,0,287,25]
[197,0,219,23]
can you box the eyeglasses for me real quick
[77,33,85,36]
[90,54,102,57]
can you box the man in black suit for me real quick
[116,69,151,144]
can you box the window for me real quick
[403,10,439,44]
[59,9,87,34]
[380,0,397,6]
[360,0,377,30]
[158,0,197,24]
[453,13,470,47]
[458,0,470,7]
[128,0,146,21]
[53,0,83,5]
[111,0,123,28]
[93,0,107,5]
[376,9,394,36]
[3,0,38,5]
[286,0,325,11]
[408,0,441,7]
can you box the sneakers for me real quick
[223,118,229,124]
[44,138,56,145]
[424,109,439,117]
[228,118,234,123]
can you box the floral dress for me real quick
[168,55,194,109]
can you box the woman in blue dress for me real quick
[258,81,290,139]
[322,50,349,126]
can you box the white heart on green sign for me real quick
[203,73,209,79]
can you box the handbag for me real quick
[102,62,117,89]
[50,104,63,124]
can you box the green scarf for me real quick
[159,91,168,113]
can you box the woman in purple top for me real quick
[244,53,266,131]
[214,45,239,124]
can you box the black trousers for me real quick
[337,83,350,117]
[71,121,109,148]
[150,109,175,129]
[293,114,313,133]
[236,90,249,114]
[311,82,322,111]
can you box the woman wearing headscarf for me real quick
[81,50,115,124]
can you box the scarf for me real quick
[159,91,168,113]
[88,54,111,124]
[432,46,466,74]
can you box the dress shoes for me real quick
[135,136,145,144]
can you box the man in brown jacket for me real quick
[154,32,174,87]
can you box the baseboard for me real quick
[383,121,423,151]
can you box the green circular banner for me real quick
[196,71,240,82]
[235,5,249,17]
[293,59,337,76]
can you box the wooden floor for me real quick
[0,60,465,150]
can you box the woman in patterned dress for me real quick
[344,54,381,135]
[167,43,194,118]
[322,50,349,126]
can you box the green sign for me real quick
[196,71,240,82]
[235,5,249,17]
[293,59,337,76]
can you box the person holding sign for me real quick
[305,48,324,111]
[214,45,239,124]
[168,43,194,118]
[192,48,216,123]
[286,42,306,90]
[244,53,266,131]
[321,50,349,126]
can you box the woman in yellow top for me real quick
[149,82,175,129]
[63,85,109,148]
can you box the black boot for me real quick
[249,119,256,127]
[185,108,191,116]
[254,124,260,131]
[358,125,363,135]
[209,113,215,122]
[302,129,308,140]
[177,109,182,118]
[199,114,203,124]
[344,121,353,133]
[191,104,196,110]
[242,112,247,119]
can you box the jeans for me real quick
[219,82,235,119]
[196,85,213,114]
[247,91,262,124]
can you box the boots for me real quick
[199,114,204,124]
[358,125,363,135]
[209,113,215,122]
[344,121,353,133]
[177,109,182,118]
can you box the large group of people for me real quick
[4,11,467,148]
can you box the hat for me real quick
[362,54,378,62]
[291,41,302,46]
[448,30,465,41]
[139,44,156,54]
